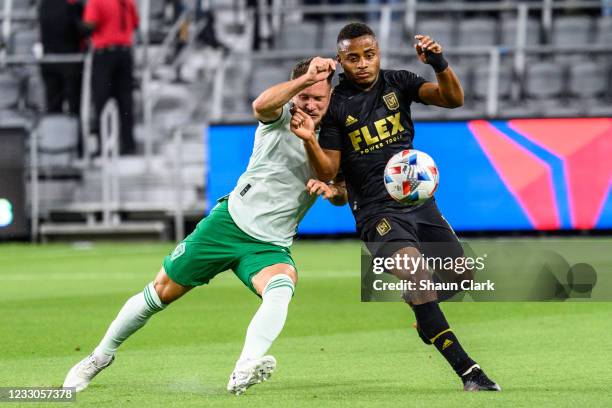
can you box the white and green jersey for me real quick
[228,104,318,247]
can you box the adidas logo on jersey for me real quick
[345,115,358,126]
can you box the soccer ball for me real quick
[383,149,439,205]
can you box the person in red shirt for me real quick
[83,0,139,155]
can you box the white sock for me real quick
[236,274,294,367]
[93,283,166,363]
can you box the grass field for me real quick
[1,239,611,407]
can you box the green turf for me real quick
[1,239,611,407]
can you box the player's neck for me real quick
[353,73,380,92]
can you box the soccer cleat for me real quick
[461,364,501,391]
[227,355,276,395]
[63,353,115,392]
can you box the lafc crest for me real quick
[376,218,392,236]
[382,92,399,111]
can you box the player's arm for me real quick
[306,178,347,206]
[81,0,99,35]
[290,107,340,182]
[414,34,464,109]
[252,57,336,123]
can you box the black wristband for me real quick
[425,50,448,73]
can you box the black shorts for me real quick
[359,198,464,260]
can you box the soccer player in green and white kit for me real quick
[63,57,345,395]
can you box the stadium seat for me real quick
[568,61,608,99]
[322,20,349,53]
[9,29,40,56]
[0,72,21,109]
[458,18,497,47]
[415,19,454,48]
[0,110,30,128]
[387,20,409,50]
[473,64,513,101]
[525,61,565,100]
[36,114,80,168]
[2,0,34,12]
[278,22,319,51]
[25,70,46,112]
[501,17,541,47]
[149,0,166,19]
[524,61,581,116]
[595,16,612,46]
[552,16,592,47]
[248,66,289,101]
[150,84,194,133]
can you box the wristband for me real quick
[425,50,448,73]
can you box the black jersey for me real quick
[319,69,428,229]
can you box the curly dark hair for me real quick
[336,22,376,47]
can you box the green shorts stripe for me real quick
[162,198,296,295]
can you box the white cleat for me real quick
[227,355,276,395]
[63,353,114,392]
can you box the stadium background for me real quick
[0,1,611,407]
[0,0,610,240]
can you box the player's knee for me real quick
[281,267,298,286]
[153,267,191,304]
[403,286,437,305]
[253,264,297,295]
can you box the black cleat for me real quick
[461,365,501,391]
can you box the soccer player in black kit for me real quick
[290,23,501,391]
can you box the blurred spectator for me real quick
[83,0,139,156]
[248,0,273,50]
[38,0,86,115]
[195,7,228,52]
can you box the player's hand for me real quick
[306,179,335,199]
[414,34,443,64]
[305,57,336,85]
[290,106,316,142]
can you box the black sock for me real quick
[412,301,476,377]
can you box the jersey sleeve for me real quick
[131,0,140,29]
[388,70,428,105]
[318,101,343,151]
[83,0,100,25]
[258,103,291,134]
